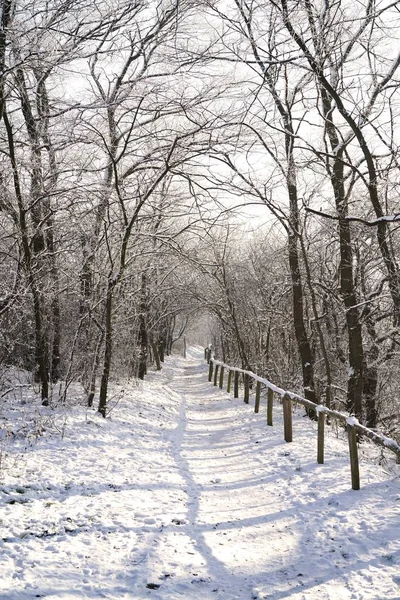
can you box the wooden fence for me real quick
[204,348,400,490]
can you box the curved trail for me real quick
[0,348,399,599]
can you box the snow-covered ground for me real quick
[0,347,399,600]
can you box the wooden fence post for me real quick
[204,348,207,360]
[227,370,232,393]
[282,394,293,442]
[183,335,186,358]
[244,374,250,404]
[219,365,224,389]
[347,424,360,490]
[254,380,261,413]
[317,411,326,464]
[213,363,219,386]
[267,387,273,426]
[234,370,239,398]
[208,360,213,382]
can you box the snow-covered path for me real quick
[1,348,399,599]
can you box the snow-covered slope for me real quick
[0,348,399,599]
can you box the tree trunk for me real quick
[364,361,378,428]
[300,235,333,408]
[320,87,364,419]
[151,341,162,371]
[0,1,13,123]
[138,273,148,380]
[98,282,114,417]
[285,126,317,412]
[87,329,105,407]
[158,340,165,363]
[4,107,49,404]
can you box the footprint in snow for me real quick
[172,518,187,525]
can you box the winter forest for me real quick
[1,0,400,437]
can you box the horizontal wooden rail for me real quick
[205,353,400,490]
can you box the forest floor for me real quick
[0,347,400,600]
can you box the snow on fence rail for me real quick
[203,348,400,490]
